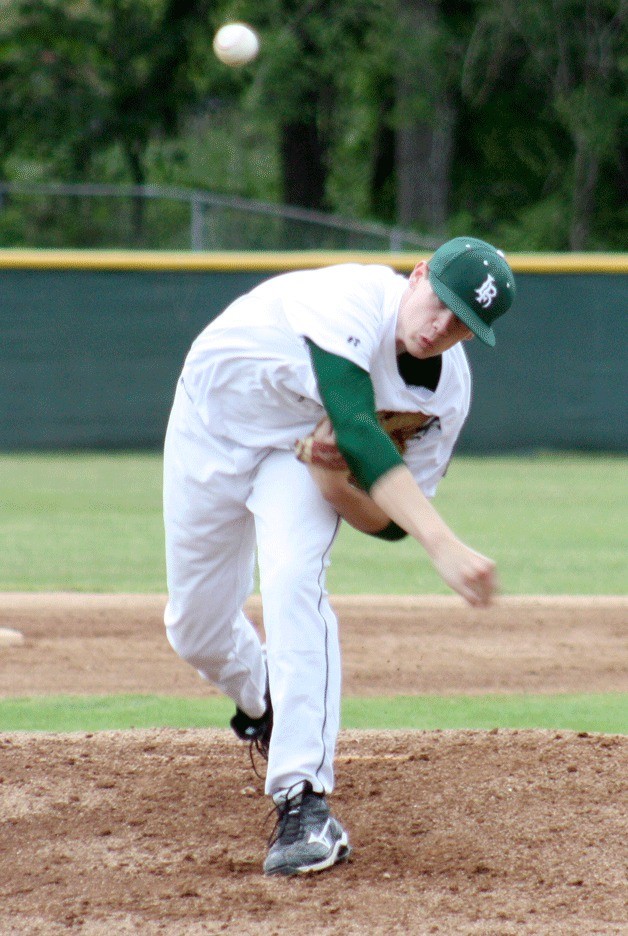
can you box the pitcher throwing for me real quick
[162,237,516,875]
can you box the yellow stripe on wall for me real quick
[0,248,626,274]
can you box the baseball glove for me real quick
[295,411,433,471]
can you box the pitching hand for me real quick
[429,536,498,607]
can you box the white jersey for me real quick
[181,264,471,497]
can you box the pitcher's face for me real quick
[396,261,473,358]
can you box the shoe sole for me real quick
[264,834,351,877]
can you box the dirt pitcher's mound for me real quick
[1,728,626,935]
[0,593,626,934]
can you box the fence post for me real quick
[390,228,404,252]
[191,196,204,251]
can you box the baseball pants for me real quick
[163,379,342,796]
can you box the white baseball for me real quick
[213,23,260,67]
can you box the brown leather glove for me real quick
[295,411,433,471]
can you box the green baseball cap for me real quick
[428,236,516,347]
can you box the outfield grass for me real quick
[1,452,625,734]
[0,452,626,594]
[1,693,625,734]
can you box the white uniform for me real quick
[163,264,470,797]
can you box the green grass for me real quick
[330,453,628,594]
[2,452,624,737]
[0,451,625,593]
[0,693,625,734]
[343,694,627,734]
[0,452,166,592]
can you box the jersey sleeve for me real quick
[282,265,393,372]
[306,339,403,491]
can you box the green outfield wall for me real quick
[1,250,626,452]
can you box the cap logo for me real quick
[474,273,498,308]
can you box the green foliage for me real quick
[0,0,105,174]
[488,196,573,253]
[461,0,628,249]
[0,0,221,186]
[145,109,281,202]
[0,0,626,246]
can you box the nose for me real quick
[432,310,455,336]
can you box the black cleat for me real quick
[264,782,351,876]
[230,686,273,761]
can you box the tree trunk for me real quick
[125,142,146,246]
[396,92,455,232]
[395,0,455,234]
[371,104,396,222]
[569,135,599,250]
[279,116,327,210]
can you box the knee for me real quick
[164,601,223,670]
[166,618,206,670]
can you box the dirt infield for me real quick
[0,593,626,935]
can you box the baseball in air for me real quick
[213,23,260,67]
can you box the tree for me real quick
[0,0,106,178]
[1,0,624,247]
[241,0,391,211]
[0,0,219,235]
[393,0,473,234]
[462,0,628,248]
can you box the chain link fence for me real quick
[0,182,439,252]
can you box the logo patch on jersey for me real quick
[474,274,498,308]
[347,336,361,347]
[415,416,441,440]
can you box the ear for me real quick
[408,260,429,286]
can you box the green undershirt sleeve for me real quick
[368,520,408,541]
[305,338,404,492]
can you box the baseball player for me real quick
[163,236,516,876]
